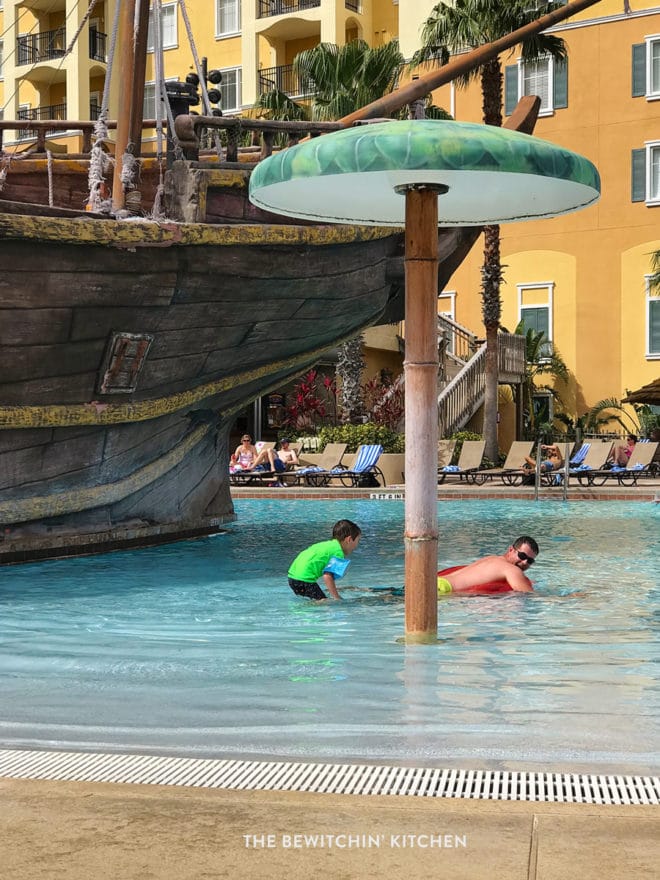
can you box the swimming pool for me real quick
[0,499,658,775]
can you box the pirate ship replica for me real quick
[0,1,598,562]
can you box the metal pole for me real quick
[403,185,441,642]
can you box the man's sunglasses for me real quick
[516,550,535,565]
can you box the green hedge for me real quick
[317,423,404,453]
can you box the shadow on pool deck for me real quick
[1,776,659,880]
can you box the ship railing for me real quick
[173,115,346,162]
[0,116,345,162]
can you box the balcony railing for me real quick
[345,0,361,11]
[17,102,67,140]
[89,29,107,62]
[258,0,320,19]
[258,64,312,97]
[17,28,66,66]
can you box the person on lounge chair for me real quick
[276,438,299,468]
[523,443,564,473]
[608,434,637,467]
[231,434,258,471]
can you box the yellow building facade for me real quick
[2,0,658,428]
[426,0,660,423]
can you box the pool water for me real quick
[0,500,658,775]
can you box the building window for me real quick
[505,56,567,116]
[219,67,242,113]
[0,40,3,78]
[216,0,240,37]
[647,277,660,357]
[438,291,456,356]
[147,2,177,52]
[631,143,660,204]
[143,79,176,119]
[518,283,554,359]
[632,37,660,99]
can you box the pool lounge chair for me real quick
[286,442,347,486]
[579,440,659,486]
[571,440,614,483]
[437,440,485,484]
[472,440,534,485]
[324,444,385,487]
[437,439,457,472]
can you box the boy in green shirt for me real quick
[287,519,362,600]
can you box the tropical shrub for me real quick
[317,423,404,453]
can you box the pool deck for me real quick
[3,479,657,878]
[1,775,658,879]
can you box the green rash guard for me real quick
[288,538,345,583]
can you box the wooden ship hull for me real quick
[0,177,409,563]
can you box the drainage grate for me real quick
[0,749,658,805]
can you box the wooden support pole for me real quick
[403,185,440,642]
[112,0,137,212]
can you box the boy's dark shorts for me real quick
[288,577,326,600]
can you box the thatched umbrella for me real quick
[623,378,660,406]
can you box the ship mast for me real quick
[111,0,150,212]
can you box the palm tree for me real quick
[293,39,405,122]
[411,1,568,460]
[650,248,660,293]
[514,321,568,439]
[292,40,406,422]
[256,39,450,422]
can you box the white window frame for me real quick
[216,0,241,38]
[646,34,660,99]
[143,78,177,121]
[517,282,554,361]
[147,2,177,52]
[518,55,553,116]
[645,274,660,359]
[646,141,660,205]
[218,67,242,113]
[438,290,457,355]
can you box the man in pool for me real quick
[287,519,361,601]
[438,536,538,594]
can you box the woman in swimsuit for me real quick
[233,434,258,470]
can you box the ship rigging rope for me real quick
[64,0,100,58]
[149,0,170,220]
[87,0,122,212]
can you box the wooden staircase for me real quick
[437,315,526,437]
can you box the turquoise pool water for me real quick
[0,500,658,774]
